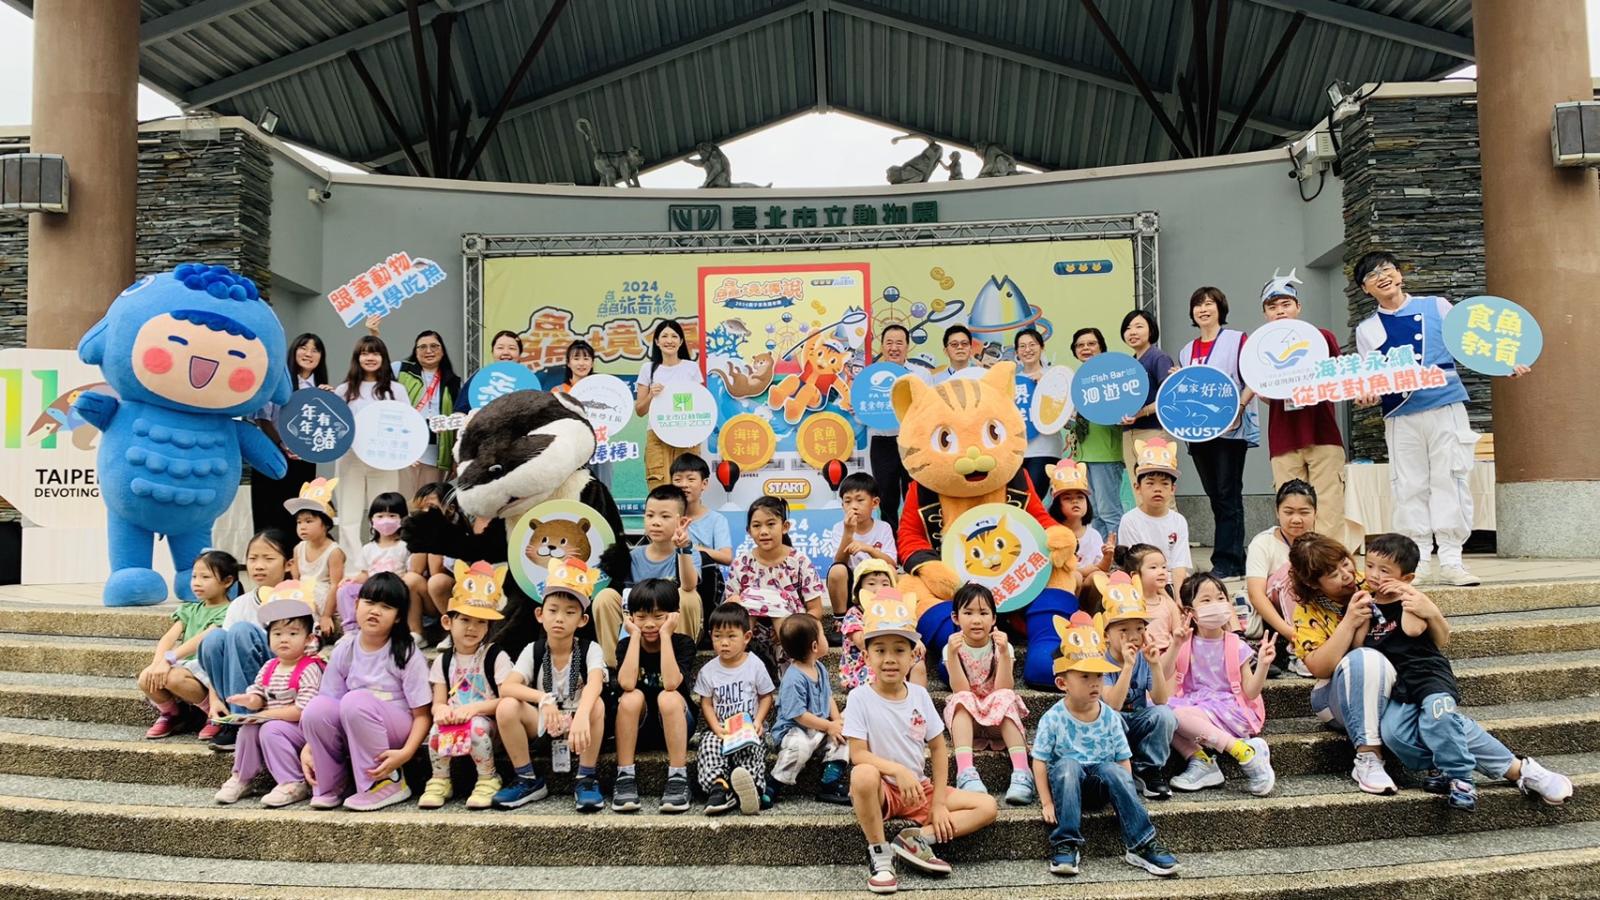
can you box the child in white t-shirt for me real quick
[825,473,898,618]
[1116,438,1192,593]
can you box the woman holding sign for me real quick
[634,320,704,491]
[335,336,402,557]
[1014,328,1064,496]
[1069,327,1128,536]
[252,333,329,533]
[396,330,461,496]
[455,330,523,414]
[1118,310,1177,481]
[553,340,612,488]
[1176,288,1257,579]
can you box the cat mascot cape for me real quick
[893,362,1079,688]
[75,264,290,607]
[400,389,630,658]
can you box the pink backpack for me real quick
[1172,631,1265,731]
[262,655,325,693]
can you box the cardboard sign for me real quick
[1287,346,1449,407]
[326,253,446,328]
[720,413,778,471]
[647,382,717,448]
[852,361,909,430]
[0,348,111,529]
[276,388,355,463]
[795,411,857,469]
[466,362,540,410]
[566,374,634,443]
[1240,319,1331,400]
[942,503,1054,614]
[351,400,429,470]
[1444,295,1542,376]
[507,499,616,600]
[1071,352,1148,425]
[1029,365,1076,434]
[1157,366,1240,443]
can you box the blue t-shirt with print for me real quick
[1103,651,1152,712]
[1031,700,1132,767]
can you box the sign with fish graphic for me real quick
[1239,319,1332,400]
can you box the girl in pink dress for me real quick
[942,584,1033,806]
[1167,572,1278,797]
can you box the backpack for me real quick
[440,644,509,700]
[1172,631,1266,732]
[262,655,325,694]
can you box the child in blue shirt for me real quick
[1093,572,1179,800]
[769,614,850,804]
[591,484,705,667]
[1032,612,1180,878]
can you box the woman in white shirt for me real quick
[252,333,328,532]
[1014,327,1065,497]
[633,320,704,490]
[333,336,402,558]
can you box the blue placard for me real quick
[1071,352,1149,425]
[275,388,355,464]
[1156,366,1240,443]
[1443,295,1543,376]
[852,361,909,430]
[1013,374,1039,441]
[466,361,540,409]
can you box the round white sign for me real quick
[1239,319,1332,400]
[352,400,430,470]
[567,374,635,443]
[647,382,718,448]
[1029,364,1076,434]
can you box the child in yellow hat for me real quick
[1092,571,1178,801]
[419,561,512,810]
[1031,612,1180,879]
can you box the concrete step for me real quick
[0,758,1591,868]
[1,693,1596,794]
[0,820,1596,897]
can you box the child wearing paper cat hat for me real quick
[419,561,513,811]
[214,584,325,808]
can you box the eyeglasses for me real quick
[946,340,971,349]
[1361,264,1400,284]
[415,343,443,351]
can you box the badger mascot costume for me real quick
[402,389,630,657]
[892,362,1080,688]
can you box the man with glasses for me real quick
[935,325,975,383]
[870,325,915,527]
[1353,251,1527,587]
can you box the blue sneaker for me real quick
[1124,839,1180,877]
[1447,778,1477,812]
[492,774,549,809]
[1049,847,1080,876]
[1420,770,1451,795]
[574,776,604,813]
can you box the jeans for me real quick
[198,622,270,714]
[1084,462,1127,539]
[1188,437,1249,576]
[1308,647,1396,748]
[869,434,908,529]
[1046,757,1156,851]
[1120,704,1177,772]
[1380,693,1515,781]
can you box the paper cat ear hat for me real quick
[1133,438,1181,480]
[284,477,338,518]
[1092,571,1150,632]
[448,560,510,621]
[258,581,315,627]
[1260,267,1303,304]
[1047,458,1090,495]
[1053,612,1121,674]
[538,557,596,610]
[859,587,920,644]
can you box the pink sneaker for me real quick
[145,711,182,740]
[197,720,222,742]
[343,774,411,811]
[308,793,344,810]
[261,781,312,808]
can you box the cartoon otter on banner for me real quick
[74,264,290,607]
[893,362,1079,688]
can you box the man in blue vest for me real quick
[1352,251,1529,587]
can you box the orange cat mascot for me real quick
[893,362,1080,688]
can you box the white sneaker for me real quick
[261,780,312,808]
[1414,557,1434,584]
[214,775,252,804]
[1516,757,1573,806]
[1351,750,1398,795]
[1171,753,1223,791]
[1240,738,1276,797]
[955,767,986,794]
[1437,564,1481,587]
[1288,658,1313,679]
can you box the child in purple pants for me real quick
[300,572,433,811]
[214,584,325,807]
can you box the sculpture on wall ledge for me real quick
[685,142,771,188]
[886,133,946,184]
[976,142,1020,178]
[575,118,644,187]
[942,150,965,181]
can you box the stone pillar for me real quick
[25,0,141,350]
[1475,0,1600,558]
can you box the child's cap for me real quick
[448,560,509,621]
[1091,571,1150,631]
[284,477,338,518]
[1133,438,1180,480]
[851,558,896,593]
[258,581,315,627]
[1052,612,1121,675]
[537,557,596,610]
[1260,267,1303,304]
[1047,458,1090,496]
[859,587,920,644]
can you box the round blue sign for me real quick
[274,388,356,464]
[1071,352,1149,425]
[1156,365,1240,443]
[852,361,910,430]
[1443,295,1543,376]
[1013,373,1039,441]
[466,361,540,409]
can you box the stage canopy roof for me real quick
[5,0,1475,183]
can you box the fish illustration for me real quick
[28,382,116,450]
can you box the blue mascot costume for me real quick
[74,263,290,606]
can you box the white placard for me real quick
[647,383,717,448]
[1029,364,1077,433]
[567,374,635,443]
[1239,319,1331,400]
[352,400,430,470]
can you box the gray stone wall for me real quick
[0,127,273,520]
[1336,92,1491,462]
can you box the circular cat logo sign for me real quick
[566,373,634,443]
[351,400,429,470]
[942,503,1053,614]
[648,382,717,447]
[508,499,616,600]
[1240,319,1330,400]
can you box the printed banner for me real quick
[327,253,446,328]
[1286,346,1448,406]
[1443,295,1542,376]
[0,349,110,528]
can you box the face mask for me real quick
[1194,604,1234,631]
[372,517,401,537]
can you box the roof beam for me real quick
[140,0,274,46]
[834,0,1302,138]
[363,0,812,168]
[183,0,502,108]
[1246,0,1473,59]
[813,0,830,112]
